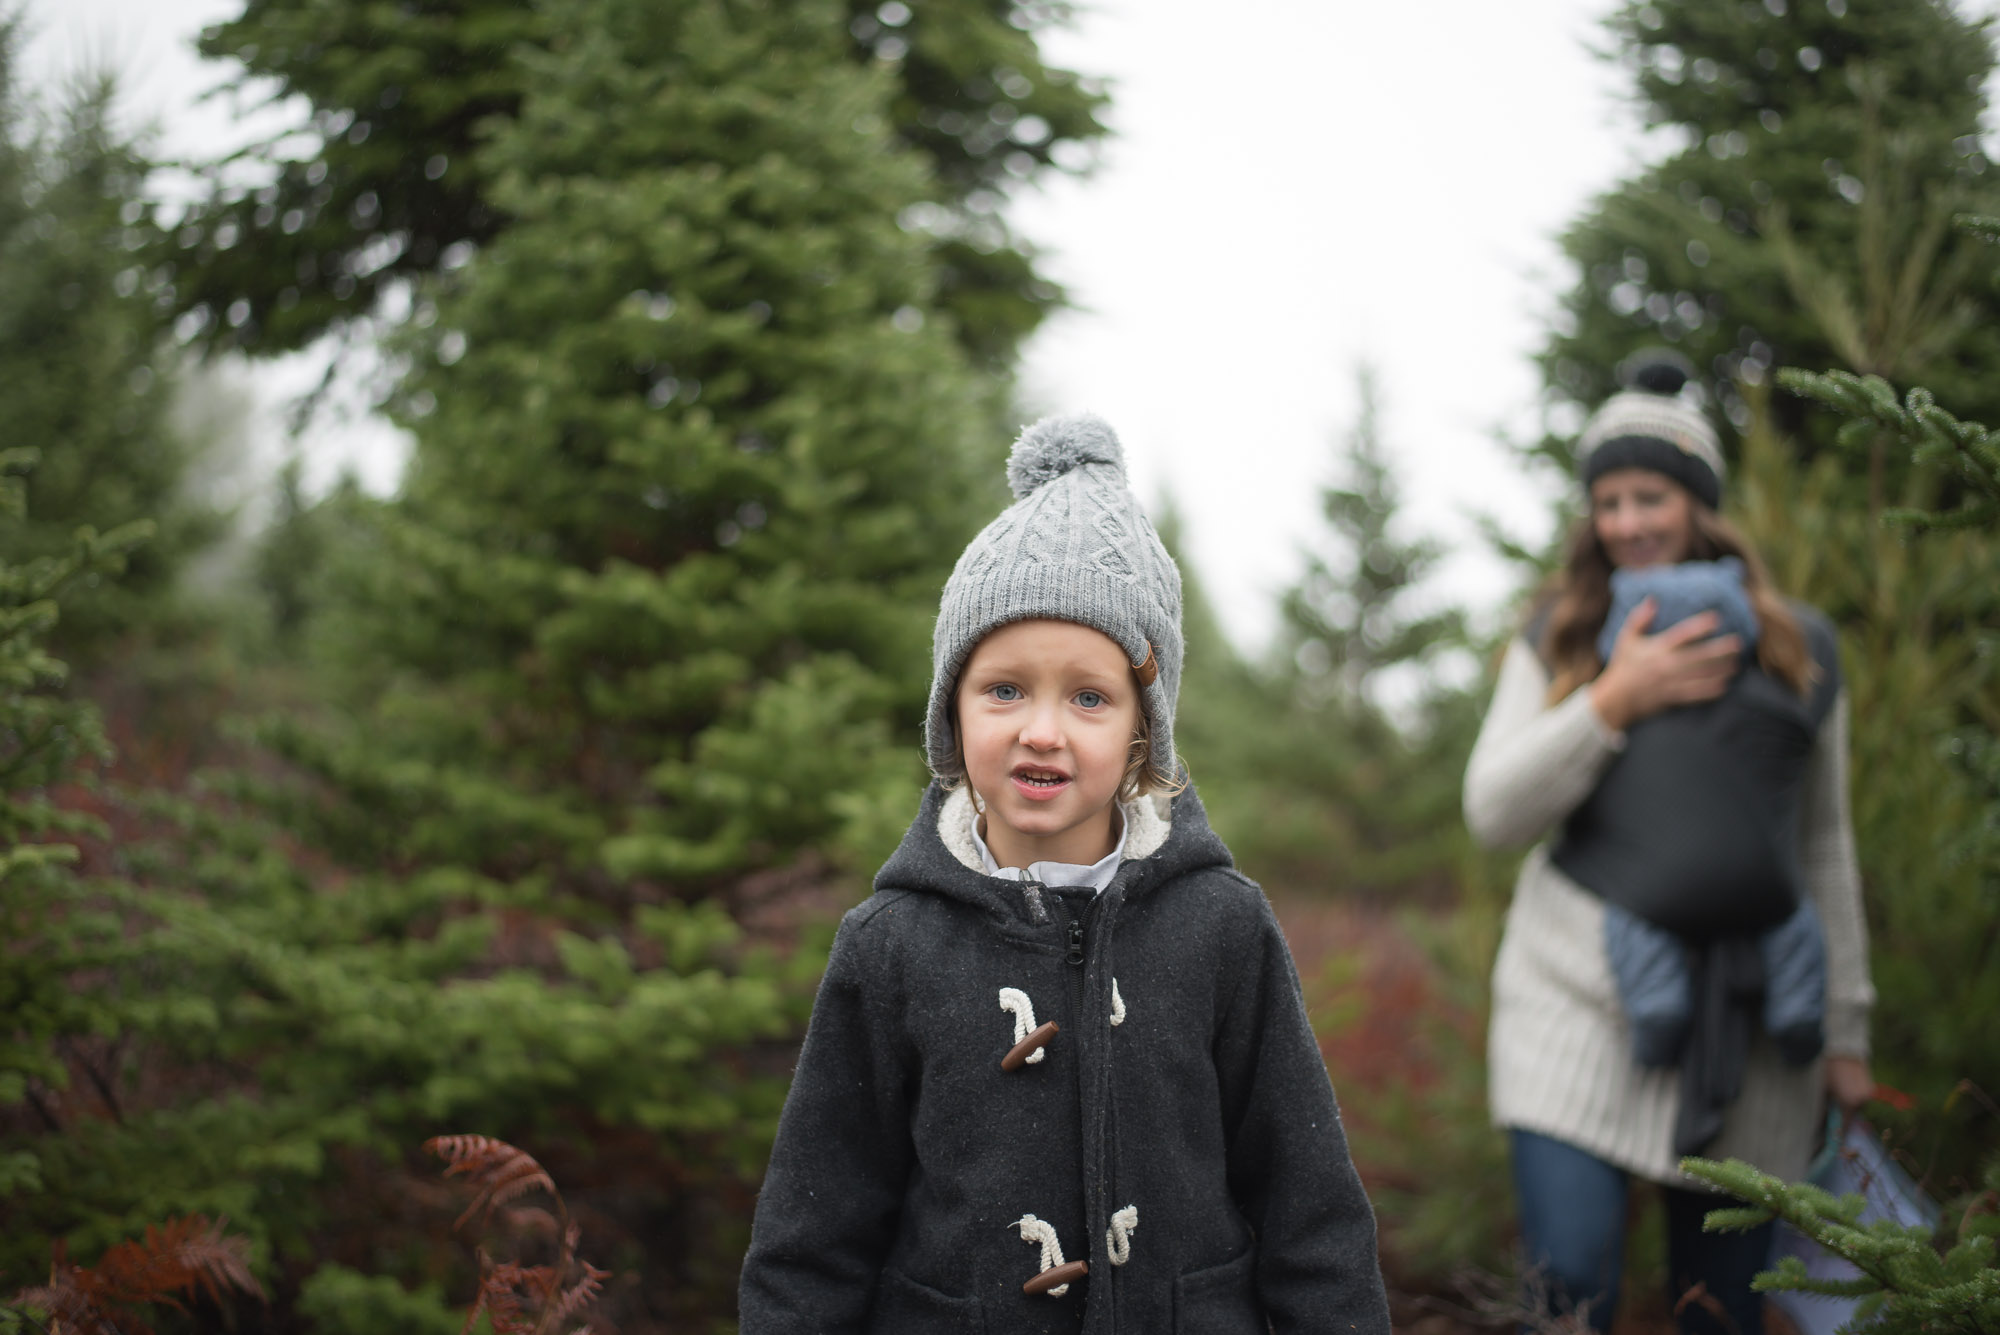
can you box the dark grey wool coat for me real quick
[738,781,1390,1334]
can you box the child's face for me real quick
[955,618,1142,870]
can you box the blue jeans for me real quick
[1511,1130,1775,1334]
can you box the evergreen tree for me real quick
[1281,369,1463,712]
[0,452,160,1284]
[1726,377,1998,1187]
[0,1,1026,1326]
[167,0,1106,370]
[1540,0,2000,481]
[317,0,1003,888]
[1249,368,1473,893]
[0,27,222,658]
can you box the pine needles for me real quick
[1779,366,2000,533]
[1682,1154,2000,1333]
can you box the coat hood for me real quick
[874,778,1234,913]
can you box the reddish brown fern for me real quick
[427,1133,559,1232]
[425,1135,610,1335]
[6,1214,264,1335]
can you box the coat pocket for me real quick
[867,1265,985,1335]
[1174,1247,1262,1334]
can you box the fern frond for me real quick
[7,1216,261,1335]
[9,1274,109,1335]
[426,1134,558,1231]
[458,1249,493,1335]
[479,1260,555,1335]
[428,1136,609,1335]
[88,1214,264,1308]
[551,1263,610,1324]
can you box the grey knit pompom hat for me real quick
[924,413,1184,786]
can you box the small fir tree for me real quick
[1250,367,1474,893]
[0,26,221,659]
[0,450,157,1277]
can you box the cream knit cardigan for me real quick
[1465,638,1875,1186]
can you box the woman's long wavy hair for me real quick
[1536,500,1814,705]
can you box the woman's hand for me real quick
[1825,1055,1875,1117]
[1589,597,1743,732]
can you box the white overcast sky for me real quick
[26,0,1719,648]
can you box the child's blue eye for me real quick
[1076,690,1104,709]
[991,683,1022,702]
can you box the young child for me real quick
[738,415,1390,1334]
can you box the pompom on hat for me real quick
[1575,349,1726,508]
[925,413,1184,787]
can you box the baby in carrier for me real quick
[1594,557,1828,1069]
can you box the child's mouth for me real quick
[1011,767,1071,797]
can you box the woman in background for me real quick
[1462,354,1875,1334]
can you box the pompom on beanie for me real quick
[1576,350,1726,508]
[925,413,1184,787]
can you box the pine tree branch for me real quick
[1683,1155,2000,1331]
[1778,368,2000,532]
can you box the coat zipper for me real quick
[1054,887,1091,975]
[1052,889,1091,1052]
[1054,885,1107,1307]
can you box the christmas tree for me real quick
[5,0,1071,1326]
[0,25,221,658]
[169,0,1106,369]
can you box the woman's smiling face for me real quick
[1589,467,1697,569]
[954,618,1141,870]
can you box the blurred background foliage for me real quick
[0,0,1994,1330]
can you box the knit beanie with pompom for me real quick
[924,413,1184,787]
[1576,350,1726,508]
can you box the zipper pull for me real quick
[1067,919,1085,966]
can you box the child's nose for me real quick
[1019,706,1063,748]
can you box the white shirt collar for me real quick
[971,804,1129,893]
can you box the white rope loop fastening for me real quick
[1013,1214,1073,1296]
[1109,977,1126,1026]
[998,987,1046,1064]
[1105,1204,1139,1265]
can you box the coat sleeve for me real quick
[739,901,915,1334]
[1462,637,1627,849]
[1213,881,1392,1335]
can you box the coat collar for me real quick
[935,784,1173,876]
[874,778,1232,912]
